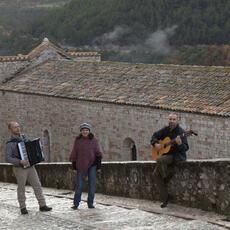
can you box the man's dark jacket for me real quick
[150,124,189,161]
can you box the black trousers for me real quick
[153,154,174,202]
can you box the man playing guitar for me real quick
[150,113,189,208]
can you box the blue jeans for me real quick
[73,165,97,207]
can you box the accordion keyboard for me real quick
[18,142,30,168]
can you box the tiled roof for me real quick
[0,38,100,62]
[1,60,230,117]
[0,55,28,62]
[26,38,70,60]
[67,51,100,57]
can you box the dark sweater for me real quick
[150,124,189,161]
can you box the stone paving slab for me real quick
[0,182,229,230]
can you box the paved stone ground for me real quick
[0,182,229,230]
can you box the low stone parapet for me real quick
[0,159,229,215]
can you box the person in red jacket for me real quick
[69,123,102,209]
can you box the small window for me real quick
[123,137,137,161]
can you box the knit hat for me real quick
[79,123,91,131]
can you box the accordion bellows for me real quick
[18,138,45,168]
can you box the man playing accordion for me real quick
[5,121,52,215]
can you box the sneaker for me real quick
[21,207,28,215]
[71,205,78,210]
[88,205,95,209]
[39,205,52,212]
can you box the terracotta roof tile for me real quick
[26,38,70,60]
[0,60,230,117]
[67,51,100,57]
[0,55,28,62]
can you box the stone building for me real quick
[0,38,229,162]
[0,38,101,83]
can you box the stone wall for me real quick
[0,160,229,215]
[0,91,230,162]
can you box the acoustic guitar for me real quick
[151,129,197,160]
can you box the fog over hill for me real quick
[0,0,229,66]
[0,0,70,8]
[0,0,70,55]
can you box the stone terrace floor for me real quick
[0,182,229,230]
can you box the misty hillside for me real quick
[33,0,230,46]
[0,0,70,54]
[0,0,229,66]
[0,0,70,8]
[0,0,70,30]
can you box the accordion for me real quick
[18,138,45,168]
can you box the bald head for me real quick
[168,113,178,130]
[8,121,21,136]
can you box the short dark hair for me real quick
[76,133,94,140]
